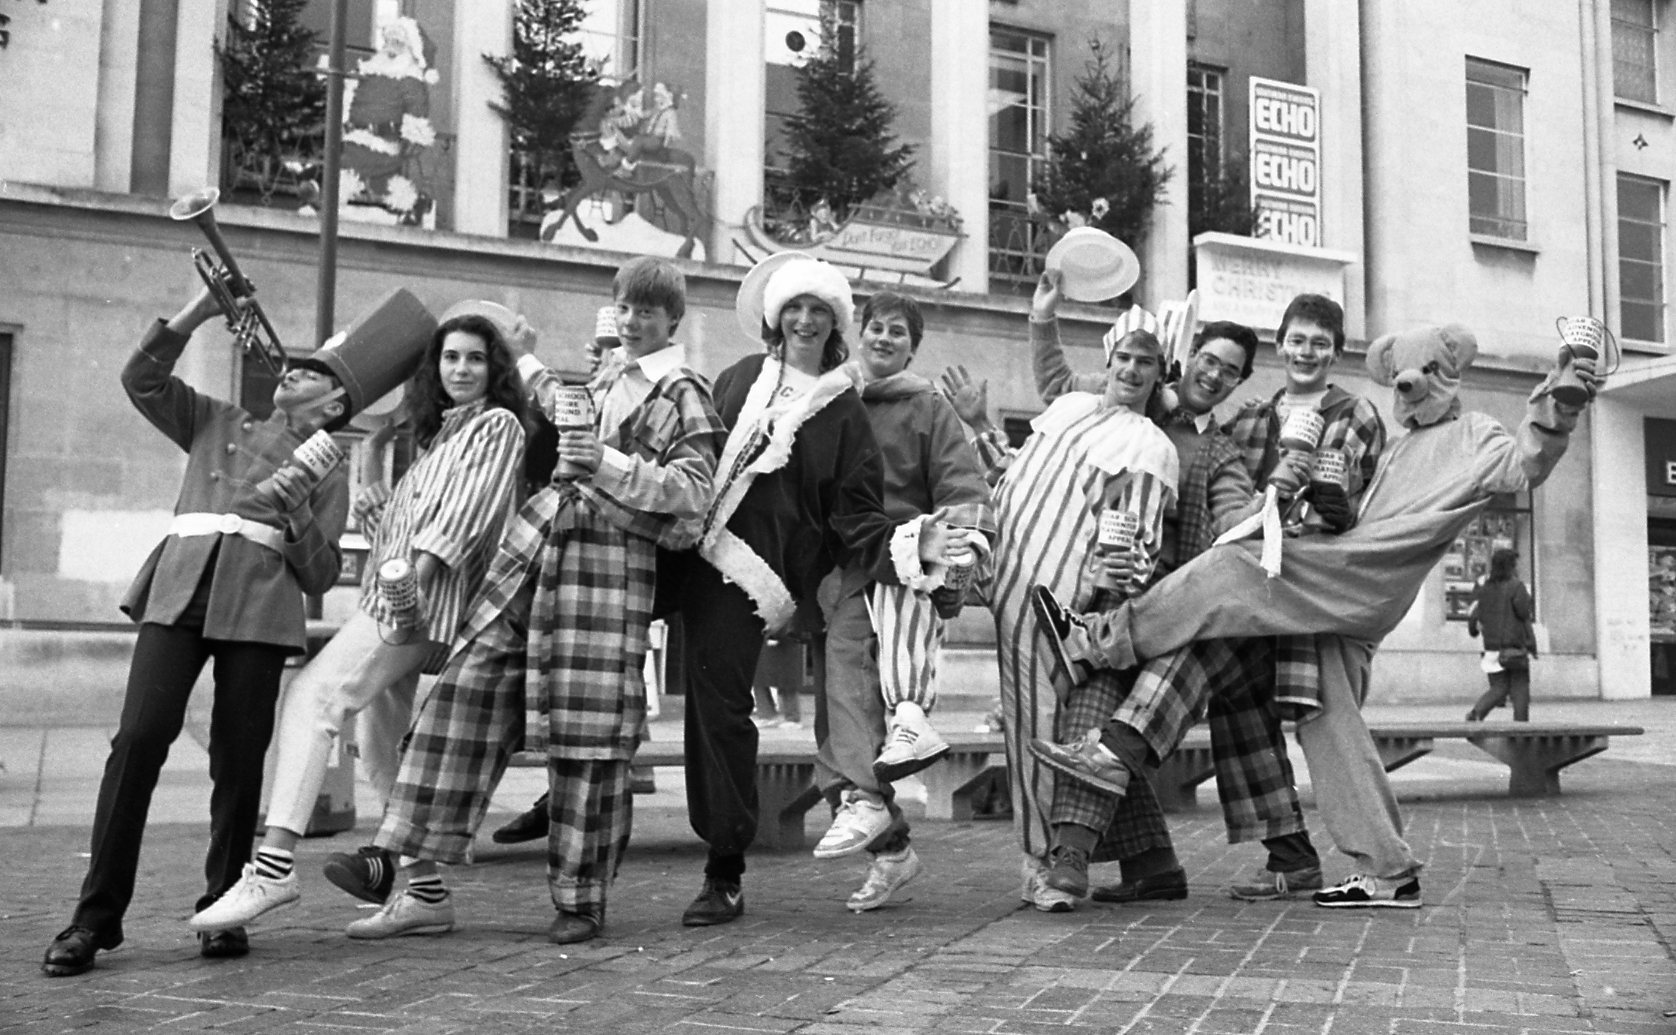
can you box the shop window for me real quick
[1612,0,1660,105]
[988,27,1051,291]
[1465,58,1528,241]
[1442,494,1532,621]
[1618,174,1667,345]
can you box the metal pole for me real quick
[315,0,349,349]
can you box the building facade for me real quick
[0,0,1669,718]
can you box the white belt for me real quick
[169,512,286,553]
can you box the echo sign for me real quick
[1249,77,1324,249]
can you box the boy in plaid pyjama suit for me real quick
[348,259,725,945]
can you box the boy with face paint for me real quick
[812,292,994,911]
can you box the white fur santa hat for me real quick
[760,257,854,338]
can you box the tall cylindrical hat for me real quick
[294,288,437,417]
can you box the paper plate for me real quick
[736,251,809,339]
[438,299,520,343]
[1045,227,1141,302]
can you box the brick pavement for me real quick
[3,733,1674,1034]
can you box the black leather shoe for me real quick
[1090,867,1189,904]
[491,795,551,844]
[42,925,120,977]
[198,926,249,959]
[680,878,743,927]
[548,905,604,945]
[322,846,395,904]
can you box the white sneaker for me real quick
[813,793,892,859]
[345,892,456,939]
[1019,855,1077,913]
[873,711,950,781]
[189,864,299,932]
[848,847,922,912]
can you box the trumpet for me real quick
[168,187,288,376]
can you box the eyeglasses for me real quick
[1192,353,1244,382]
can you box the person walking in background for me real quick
[186,308,529,935]
[1465,547,1537,722]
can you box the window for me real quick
[1613,0,1660,104]
[508,0,644,232]
[1442,497,1532,622]
[1465,58,1528,240]
[989,28,1051,289]
[575,0,643,80]
[1619,174,1668,344]
[1187,63,1225,185]
[765,0,862,183]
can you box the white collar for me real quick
[613,343,688,383]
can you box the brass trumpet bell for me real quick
[168,186,288,377]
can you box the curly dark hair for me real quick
[407,314,530,448]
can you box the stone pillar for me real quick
[929,0,990,292]
[1128,2,1188,306]
[129,0,178,195]
[704,0,766,267]
[1304,0,1366,342]
[1592,400,1651,698]
[168,0,228,197]
[96,0,144,193]
[453,0,513,236]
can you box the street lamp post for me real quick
[315,0,349,348]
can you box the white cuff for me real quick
[889,515,945,593]
[593,446,632,493]
[516,355,547,380]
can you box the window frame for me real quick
[1612,0,1660,105]
[1465,57,1530,242]
[988,26,1052,291]
[1187,61,1227,186]
[1618,172,1669,346]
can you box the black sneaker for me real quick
[680,878,744,927]
[1312,873,1422,909]
[322,845,395,905]
[491,796,550,844]
[1043,845,1091,898]
[198,926,249,959]
[1030,585,1094,684]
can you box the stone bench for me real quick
[1159,720,1645,807]
[511,732,1008,852]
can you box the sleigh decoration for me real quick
[741,188,966,288]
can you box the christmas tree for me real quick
[1188,123,1260,239]
[484,0,599,195]
[217,0,326,202]
[781,10,915,222]
[1033,38,1171,251]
